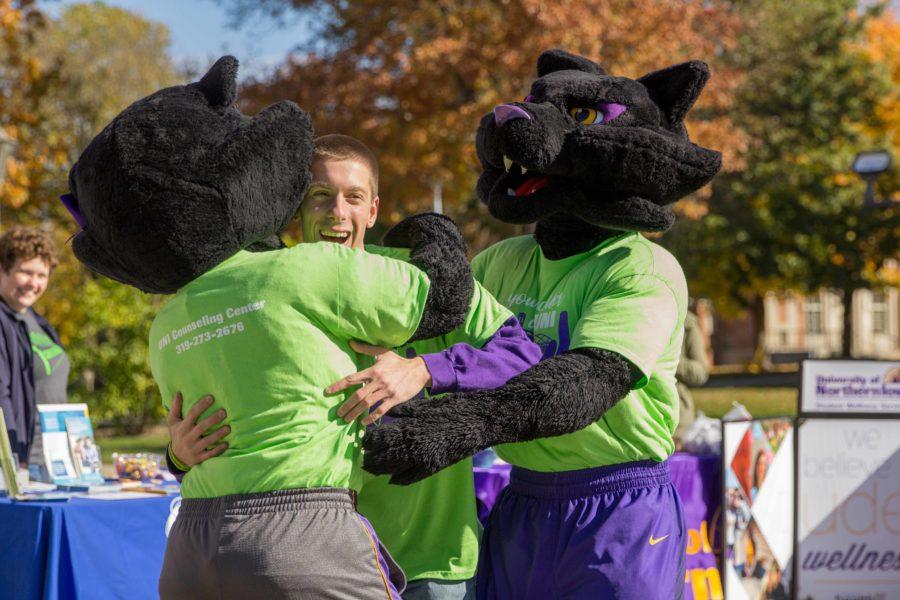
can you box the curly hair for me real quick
[0,226,59,273]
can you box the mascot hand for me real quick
[383,212,466,254]
[362,393,489,485]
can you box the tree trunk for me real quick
[841,287,854,358]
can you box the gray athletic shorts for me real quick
[159,487,405,599]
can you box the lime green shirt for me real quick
[472,233,687,471]
[148,244,430,498]
[359,245,513,582]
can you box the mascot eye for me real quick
[569,103,627,125]
[569,107,600,124]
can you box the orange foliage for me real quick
[240,0,742,246]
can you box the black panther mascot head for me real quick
[64,56,472,340]
[64,56,314,294]
[476,49,722,258]
[362,50,723,484]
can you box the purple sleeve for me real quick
[420,316,542,394]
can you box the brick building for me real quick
[703,287,900,366]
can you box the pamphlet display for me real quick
[35,403,104,485]
[722,418,794,600]
[65,415,104,484]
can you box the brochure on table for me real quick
[36,403,104,485]
[0,410,19,495]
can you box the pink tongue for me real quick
[515,176,549,197]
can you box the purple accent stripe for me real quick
[509,460,671,499]
[59,194,85,229]
[357,514,405,599]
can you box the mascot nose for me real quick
[493,104,532,127]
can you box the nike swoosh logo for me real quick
[649,534,669,546]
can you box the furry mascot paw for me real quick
[383,213,474,342]
[362,393,487,484]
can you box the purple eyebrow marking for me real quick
[599,102,627,122]
[59,193,86,229]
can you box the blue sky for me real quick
[45,0,314,78]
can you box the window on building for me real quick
[872,291,888,334]
[805,298,823,335]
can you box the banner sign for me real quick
[796,418,900,599]
[671,454,723,600]
[801,360,900,415]
[723,418,795,600]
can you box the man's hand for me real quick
[166,393,230,468]
[330,341,432,426]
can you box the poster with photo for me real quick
[723,418,794,600]
[65,415,104,484]
[796,418,900,599]
[36,403,88,485]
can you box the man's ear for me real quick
[368,195,380,228]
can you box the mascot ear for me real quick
[638,61,710,128]
[537,49,606,77]
[197,55,239,108]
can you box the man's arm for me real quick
[363,349,637,484]
[362,273,682,484]
[332,316,542,424]
[421,316,543,394]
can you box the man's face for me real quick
[0,256,51,312]
[299,158,379,250]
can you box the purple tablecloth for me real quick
[473,453,722,600]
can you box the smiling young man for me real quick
[167,134,541,600]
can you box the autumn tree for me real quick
[3,3,178,431]
[229,0,741,252]
[0,0,52,222]
[664,0,898,358]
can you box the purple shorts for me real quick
[476,460,685,600]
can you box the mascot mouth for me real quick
[499,156,550,198]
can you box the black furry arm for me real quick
[383,213,474,342]
[363,347,639,484]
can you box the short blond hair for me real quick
[313,134,379,197]
[0,226,58,272]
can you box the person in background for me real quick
[0,226,69,475]
[674,307,709,446]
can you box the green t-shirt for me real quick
[358,245,512,582]
[148,243,430,498]
[472,232,687,471]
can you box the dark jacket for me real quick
[0,299,62,463]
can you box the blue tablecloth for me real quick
[0,495,173,600]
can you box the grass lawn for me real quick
[96,425,169,466]
[93,387,799,469]
[693,387,797,419]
